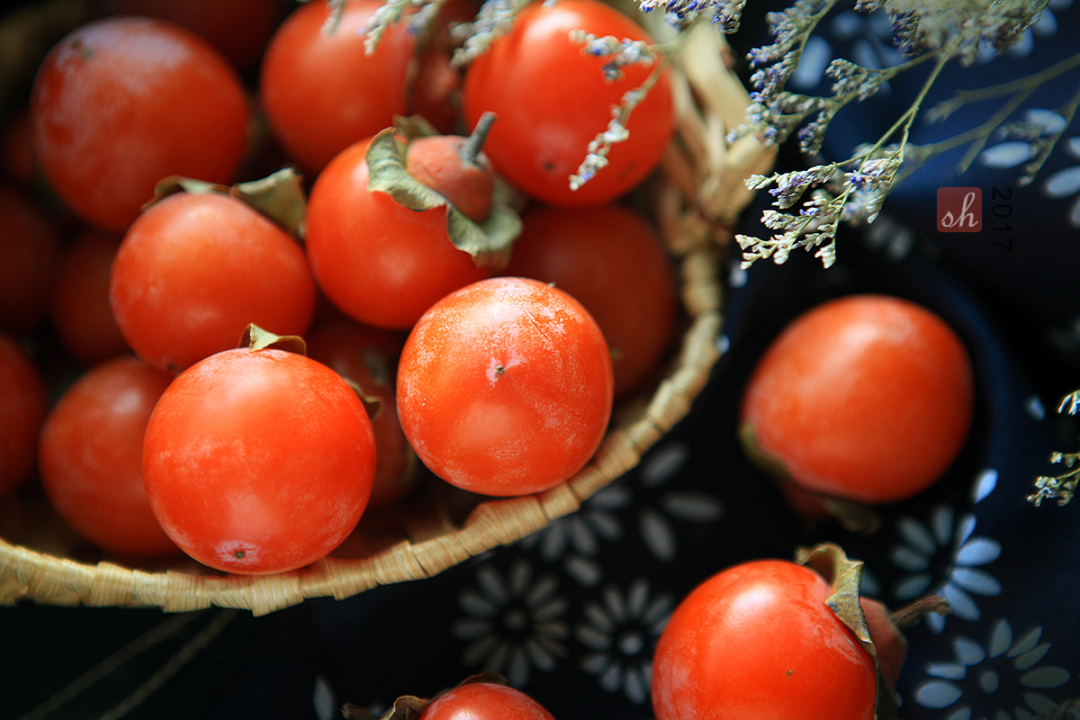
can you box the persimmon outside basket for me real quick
[0,20,775,616]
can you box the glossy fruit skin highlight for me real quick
[38,356,179,557]
[397,277,614,496]
[420,683,557,720]
[110,191,316,372]
[461,0,674,206]
[30,16,249,231]
[739,294,975,505]
[651,559,878,720]
[143,347,376,574]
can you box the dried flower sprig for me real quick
[359,0,407,51]
[565,14,707,193]
[706,0,1063,269]
[565,28,679,191]
[902,49,1080,187]
[308,0,448,52]
[355,0,1070,263]
[568,86,645,191]
[1029,391,1080,508]
[569,30,660,80]
[450,0,531,67]
[357,0,447,54]
[638,0,747,32]
[320,0,347,35]
[736,43,951,268]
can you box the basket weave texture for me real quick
[0,22,774,615]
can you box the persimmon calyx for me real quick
[796,542,899,720]
[240,324,383,420]
[365,116,521,271]
[146,168,308,238]
[240,323,307,355]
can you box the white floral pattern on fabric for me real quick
[911,617,1072,719]
[728,258,748,289]
[576,578,674,705]
[716,334,732,356]
[451,559,570,687]
[978,110,1067,170]
[519,486,629,587]
[971,469,999,504]
[313,675,335,720]
[888,504,1003,633]
[636,441,724,562]
[518,442,721,584]
[1025,396,1047,422]
[1043,137,1080,226]
[1048,314,1080,359]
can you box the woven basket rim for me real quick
[0,21,774,615]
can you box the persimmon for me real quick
[109,191,316,372]
[305,116,518,330]
[503,202,678,399]
[258,0,414,176]
[30,16,250,231]
[38,356,180,557]
[405,112,497,223]
[305,319,416,511]
[0,335,47,498]
[0,184,60,334]
[396,277,614,496]
[740,294,974,505]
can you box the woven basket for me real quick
[0,20,774,615]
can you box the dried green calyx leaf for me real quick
[365,118,521,271]
[796,542,898,720]
[395,113,442,141]
[366,126,446,210]
[343,694,428,720]
[230,168,308,237]
[796,543,872,651]
[146,167,308,237]
[240,324,307,355]
[342,376,384,423]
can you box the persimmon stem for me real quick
[461,112,497,166]
[888,594,951,631]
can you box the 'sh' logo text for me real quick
[937,188,982,233]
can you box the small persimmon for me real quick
[405,112,497,223]
[740,294,974,505]
[306,116,519,330]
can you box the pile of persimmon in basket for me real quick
[0,0,684,576]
